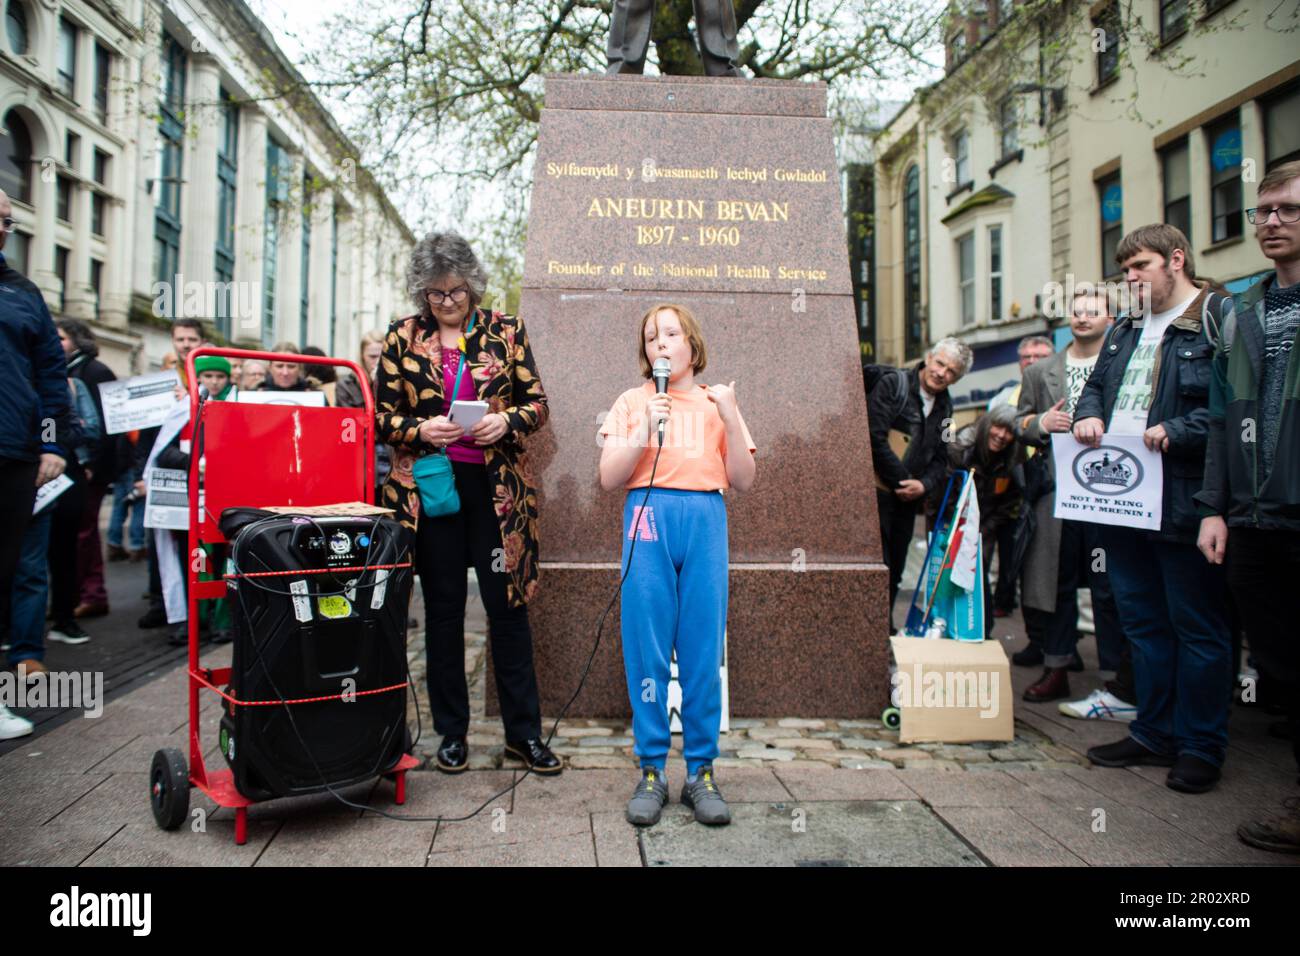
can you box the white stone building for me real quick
[1,0,413,375]
[871,0,1298,413]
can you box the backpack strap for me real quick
[1201,292,1228,350]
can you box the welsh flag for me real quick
[948,489,981,593]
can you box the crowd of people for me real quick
[2,156,1297,849]
[866,160,1300,852]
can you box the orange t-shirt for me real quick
[600,382,756,491]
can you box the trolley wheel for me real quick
[881,707,902,731]
[149,748,190,831]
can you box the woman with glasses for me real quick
[377,232,559,776]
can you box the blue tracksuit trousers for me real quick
[620,488,727,776]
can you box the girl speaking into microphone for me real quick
[598,303,756,827]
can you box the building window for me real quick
[55,246,69,313]
[1159,0,1188,43]
[948,28,967,66]
[1263,82,1300,169]
[92,148,108,185]
[1098,172,1123,277]
[154,36,186,288]
[972,2,991,43]
[5,229,27,273]
[263,141,287,345]
[903,165,923,356]
[988,225,1003,323]
[56,175,72,222]
[91,193,105,236]
[1093,4,1120,86]
[65,131,79,169]
[94,44,111,125]
[1161,140,1191,240]
[957,233,976,327]
[214,90,238,339]
[999,97,1018,158]
[300,174,312,346]
[57,17,77,99]
[90,258,102,319]
[997,0,1014,26]
[5,0,29,55]
[952,129,971,185]
[1207,113,1242,244]
[0,109,32,203]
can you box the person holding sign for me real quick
[1072,224,1232,794]
[599,304,756,827]
[1014,287,1130,713]
[378,232,557,777]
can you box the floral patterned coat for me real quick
[376,308,548,607]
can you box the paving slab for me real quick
[640,800,985,867]
[933,808,1087,867]
[772,767,916,802]
[432,811,590,854]
[427,828,597,866]
[511,768,625,816]
[591,810,643,867]
[0,771,110,826]
[257,816,435,866]
[0,821,125,866]
[897,768,1047,808]
[45,771,219,831]
[80,819,276,866]
[360,770,514,820]
[0,732,139,775]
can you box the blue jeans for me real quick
[1102,527,1231,766]
[4,509,51,666]
[107,473,145,550]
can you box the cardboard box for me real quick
[888,635,1014,743]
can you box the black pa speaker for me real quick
[216,510,413,801]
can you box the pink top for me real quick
[441,347,486,465]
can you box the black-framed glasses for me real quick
[1246,204,1300,225]
[425,286,469,305]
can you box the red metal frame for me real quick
[177,346,417,845]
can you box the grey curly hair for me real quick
[406,231,489,322]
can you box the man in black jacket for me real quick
[57,319,118,619]
[1073,224,1231,794]
[1195,160,1300,851]
[0,188,73,700]
[866,337,972,631]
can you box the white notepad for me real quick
[448,400,490,431]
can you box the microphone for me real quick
[652,358,671,446]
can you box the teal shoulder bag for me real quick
[412,313,476,518]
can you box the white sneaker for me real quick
[0,704,34,740]
[1058,688,1136,722]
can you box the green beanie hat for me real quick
[194,355,232,377]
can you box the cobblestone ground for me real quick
[404,611,1086,775]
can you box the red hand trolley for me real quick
[147,346,419,845]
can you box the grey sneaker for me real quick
[681,766,731,825]
[626,768,669,826]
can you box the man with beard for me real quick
[1015,287,1130,713]
[1074,224,1231,794]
